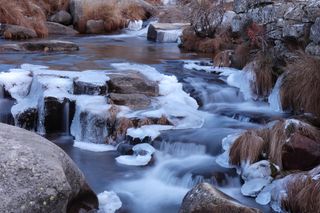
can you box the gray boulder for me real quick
[282,23,307,39]
[310,17,320,44]
[49,10,72,26]
[0,123,98,212]
[46,22,79,35]
[306,42,320,56]
[0,24,37,40]
[180,183,262,213]
[86,20,105,34]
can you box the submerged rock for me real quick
[180,183,262,213]
[0,123,98,212]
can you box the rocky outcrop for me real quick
[0,24,37,40]
[49,10,73,26]
[0,123,98,212]
[46,22,79,35]
[0,40,79,52]
[147,23,189,43]
[180,183,262,213]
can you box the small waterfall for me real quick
[268,74,284,111]
[159,141,206,157]
[63,101,70,134]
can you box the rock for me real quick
[305,42,320,56]
[70,0,85,31]
[0,123,98,212]
[282,23,307,39]
[234,0,273,13]
[231,14,249,33]
[0,40,80,52]
[117,143,134,155]
[14,108,38,131]
[180,183,262,213]
[109,93,151,109]
[147,23,189,43]
[46,22,79,35]
[74,80,108,95]
[282,133,320,171]
[86,19,105,34]
[221,11,237,29]
[0,24,37,40]
[49,10,72,26]
[108,73,159,97]
[310,17,320,44]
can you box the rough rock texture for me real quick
[310,17,320,44]
[49,10,72,26]
[46,22,79,35]
[0,40,79,52]
[108,73,159,97]
[180,183,262,213]
[0,123,98,212]
[74,80,108,95]
[15,108,38,131]
[282,133,320,171]
[86,20,105,34]
[109,93,151,109]
[0,24,37,40]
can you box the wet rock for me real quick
[0,123,98,212]
[86,20,105,34]
[147,23,189,43]
[305,42,320,56]
[0,40,80,53]
[0,24,37,40]
[117,143,134,155]
[108,74,159,97]
[15,108,38,131]
[310,17,320,44]
[180,183,262,213]
[109,93,151,109]
[46,22,79,35]
[282,133,320,171]
[49,10,72,26]
[74,80,107,95]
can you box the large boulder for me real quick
[46,22,79,35]
[0,24,37,40]
[0,123,98,212]
[49,10,73,26]
[180,183,262,213]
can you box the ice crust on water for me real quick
[98,191,122,213]
[127,20,143,31]
[74,141,116,152]
[127,125,173,140]
[116,143,156,166]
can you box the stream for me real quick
[0,29,284,213]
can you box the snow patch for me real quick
[74,141,116,152]
[98,191,122,213]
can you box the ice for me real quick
[127,125,173,140]
[157,29,182,43]
[98,191,122,213]
[70,95,110,144]
[75,70,110,86]
[268,74,284,111]
[241,178,271,197]
[284,118,302,130]
[216,133,240,168]
[127,20,143,31]
[0,70,33,99]
[241,160,273,181]
[226,70,255,101]
[73,141,116,152]
[222,133,240,151]
[116,143,156,166]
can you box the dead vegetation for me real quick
[280,53,320,117]
[282,166,320,213]
[229,119,320,169]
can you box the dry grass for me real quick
[280,53,320,117]
[231,43,251,69]
[229,119,320,169]
[282,167,320,213]
[229,130,268,166]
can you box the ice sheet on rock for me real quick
[73,141,116,152]
[71,95,110,144]
[75,70,110,85]
[98,191,122,213]
[241,178,271,197]
[127,20,143,31]
[216,133,240,168]
[241,160,273,182]
[116,143,156,166]
[0,70,33,99]
[127,125,173,140]
[268,74,284,111]
[111,63,204,131]
[226,70,255,101]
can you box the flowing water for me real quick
[0,30,284,212]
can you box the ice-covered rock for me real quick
[116,143,156,166]
[147,23,189,43]
[127,20,143,31]
[98,191,122,213]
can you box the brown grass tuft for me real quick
[280,53,320,117]
[282,167,320,213]
[121,3,149,20]
[231,43,251,69]
[229,130,268,166]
